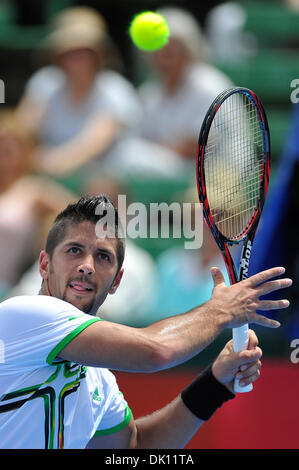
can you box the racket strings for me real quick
[204,93,264,239]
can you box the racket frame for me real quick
[196,87,271,392]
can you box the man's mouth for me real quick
[68,281,94,294]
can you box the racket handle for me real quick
[232,324,253,393]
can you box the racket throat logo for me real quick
[240,240,252,280]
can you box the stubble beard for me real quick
[46,265,98,315]
[61,287,97,315]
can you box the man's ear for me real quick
[39,250,50,280]
[109,268,124,295]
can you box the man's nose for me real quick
[77,255,95,276]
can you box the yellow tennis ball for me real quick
[129,11,170,52]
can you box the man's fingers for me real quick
[249,299,289,327]
[248,329,259,349]
[210,267,226,288]
[247,267,286,287]
[238,347,262,365]
[236,353,262,387]
[236,360,262,380]
[257,278,293,296]
[250,313,281,328]
[258,299,290,311]
[239,370,260,387]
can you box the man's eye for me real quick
[68,247,80,254]
[99,253,110,262]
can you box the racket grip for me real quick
[232,324,253,393]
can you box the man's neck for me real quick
[39,281,50,296]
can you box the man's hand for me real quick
[212,329,262,393]
[210,266,292,329]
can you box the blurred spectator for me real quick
[150,189,231,322]
[17,6,142,178]
[205,2,257,62]
[0,110,76,298]
[285,0,299,12]
[103,7,234,178]
[135,7,233,164]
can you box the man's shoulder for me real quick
[0,295,80,317]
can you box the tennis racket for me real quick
[196,87,271,393]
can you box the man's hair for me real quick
[45,195,125,271]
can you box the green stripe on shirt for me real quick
[94,406,132,436]
[46,318,102,365]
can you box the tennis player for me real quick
[0,195,291,449]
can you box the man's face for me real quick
[39,221,123,315]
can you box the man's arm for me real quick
[87,330,262,449]
[59,266,291,372]
[87,397,202,449]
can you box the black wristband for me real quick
[181,365,235,421]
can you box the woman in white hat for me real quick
[17,7,142,177]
